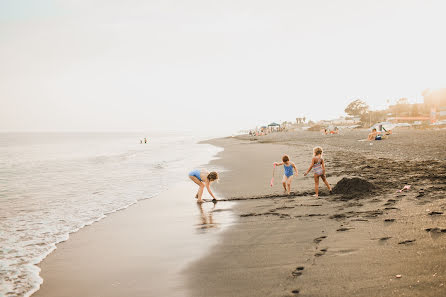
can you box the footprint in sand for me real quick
[417,191,425,198]
[398,239,416,245]
[275,206,294,210]
[384,218,395,222]
[240,213,256,217]
[291,266,304,277]
[330,213,347,220]
[384,199,397,206]
[379,236,392,241]
[336,227,352,232]
[314,248,328,257]
[428,211,443,216]
[313,236,327,244]
[291,289,300,294]
[425,228,446,233]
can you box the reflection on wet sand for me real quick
[196,201,218,232]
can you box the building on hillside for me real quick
[423,88,446,121]
[330,117,360,125]
[386,102,430,123]
[318,117,360,126]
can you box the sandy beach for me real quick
[32,129,446,297]
[4,1,446,296]
[185,129,446,297]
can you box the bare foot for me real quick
[197,200,204,204]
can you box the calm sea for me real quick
[0,132,221,297]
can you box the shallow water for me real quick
[0,132,221,297]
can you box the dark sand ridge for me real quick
[186,129,446,297]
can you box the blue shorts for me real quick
[189,170,202,181]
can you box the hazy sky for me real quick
[1,0,445,134]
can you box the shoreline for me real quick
[29,129,446,297]
[30,140,229,297]
[24,194,155,297]
[32,181,236,297]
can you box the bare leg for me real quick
[189,176,205,202]
[321,175,332,192]
[286,176,293,195]
[313,174,319,197]
[197,185,205,202]
[282,175,287,192]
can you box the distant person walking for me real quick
[304,147,332,197]
[188,169,219,203]
[274,154,298,195]
[144,138,147,143]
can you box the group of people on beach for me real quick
[188,146,332,203]
[367,128,392,141]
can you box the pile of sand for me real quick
[332,177,375,195]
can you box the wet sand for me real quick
[186,129,446,297]
[33,182,235,297]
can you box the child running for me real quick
[274,154,298,195]
[304,147,332,197]
[188,169,219,203]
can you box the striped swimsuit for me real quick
[313,157,324,176]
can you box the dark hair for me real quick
[282,155,289,162]
[207,171,219,181]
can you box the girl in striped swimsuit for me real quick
[304,147,332,197]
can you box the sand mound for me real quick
[332,177,375,195]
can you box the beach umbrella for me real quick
[268,122,280,127]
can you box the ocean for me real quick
[0,132,222,297]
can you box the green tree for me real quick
[344,99,369,117]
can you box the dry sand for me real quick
[186,129,446,297]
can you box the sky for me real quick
[1,0,445,134]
